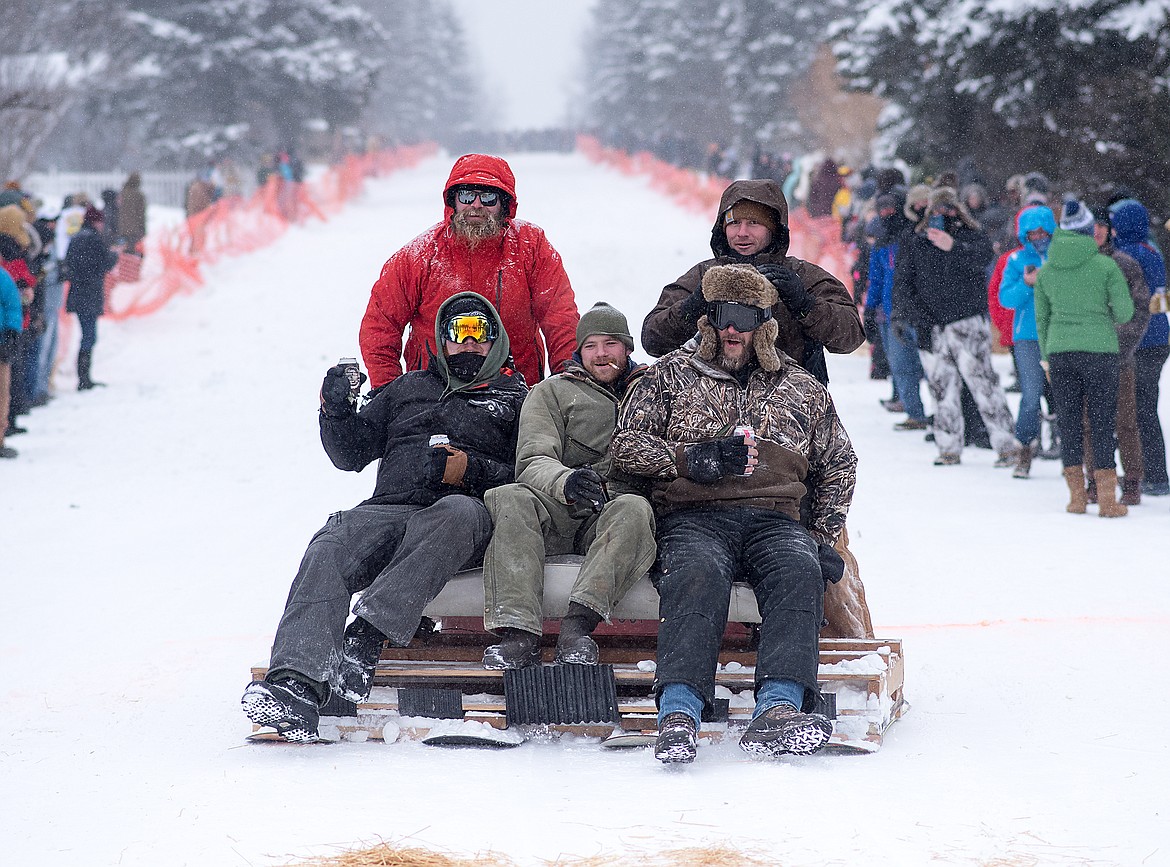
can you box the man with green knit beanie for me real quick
[482,301,656,668]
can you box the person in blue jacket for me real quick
[998,205,1056,478]
[868,191,928,429]
[1109,199,1169,495]
[0,266,23,458]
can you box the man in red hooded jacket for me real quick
[359,154,580,388]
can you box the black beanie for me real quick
[443,294,492,318]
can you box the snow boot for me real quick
[1012,441,1035,479]
[77,350,104,390]
[1120,476,1142,506]
[1095,469,1127,518]
[554,602,603,665]
[241,676,324,743]
[482,628,542,670]
[336,617,387,702]
[1063,466,1088,514]
[739,704,833,758]
[654,712,698,764]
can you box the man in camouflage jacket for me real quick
[612,264,857,764]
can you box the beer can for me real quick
[735,425,756,476]
[338,357,361,405]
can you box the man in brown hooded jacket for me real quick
[642,178,864,384]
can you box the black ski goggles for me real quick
[444,313,498,344]
[453,187,501,207]
[708,301,772,332]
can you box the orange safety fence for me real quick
[96,144,437,322]
[577,135,856,290]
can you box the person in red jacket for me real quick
[359,153,580,389]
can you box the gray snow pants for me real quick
[268,496,491,688]
[920,313,1017,457]
[483,484,656,634]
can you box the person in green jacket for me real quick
[481,302,657,668]
[1035,199,1134,516]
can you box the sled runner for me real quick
[248,557,908,752]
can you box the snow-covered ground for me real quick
[4,152,1167,867]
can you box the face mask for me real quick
[447,352,487,381]
[1032,236,1050,255]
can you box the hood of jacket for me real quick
[443,154,518,221]
[710,179,791,259]
[1016,205,1056,247]
[432,291,513,393]
[1109,199,1150,246]
[1045,228,1101,271]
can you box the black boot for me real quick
[482,628,542,670]
[336,617,387,702]
[555,602,603,665]
[77,350,104,390]
[241,674,325,743]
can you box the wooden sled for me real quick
[250,557,908,753]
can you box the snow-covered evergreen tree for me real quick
[584,0,849,159]
[835,0,1170,212]
[88,0,384,165]
[358,0,479,147]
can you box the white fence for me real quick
[22,170,198,210]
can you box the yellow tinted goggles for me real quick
[444,313,497,344]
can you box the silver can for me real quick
[338,357,361,406]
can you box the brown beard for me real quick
[452,209,504,247]
[715,339,755,373]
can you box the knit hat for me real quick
[576,301,634,351]
[82,205,104,227]
[722,199,778,235]
[1060,198,1095,235]
[442,294,493,318]
[695,264,781,372]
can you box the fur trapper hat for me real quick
[695,264,781,372]
[919,187,980,231]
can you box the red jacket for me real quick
[2,258,35,328]
[360,154,579,388]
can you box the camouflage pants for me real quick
[921,314,1017,457]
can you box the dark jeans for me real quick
[77,312,99,354]
[1049,352,1120,470]
[651,507,823,714]
[1134,345,1170,486]
[268,496,491,689]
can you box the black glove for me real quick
[319,365,355,418]
[683,436,751,484]
[677,289,709,325]
[862,306,881,346]
[564,468,606,510]
[818,542,846,584]
[756,263,814,318]
[891,318,911,343]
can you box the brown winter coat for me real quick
[611,345,856,545]
[117,173,147,249]
[641,179,864,374]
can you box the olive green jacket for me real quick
[515,359,647,509]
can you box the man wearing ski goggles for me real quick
[706,301,773,333]
[444,312,499,344]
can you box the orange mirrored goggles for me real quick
[444,313,498,344]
